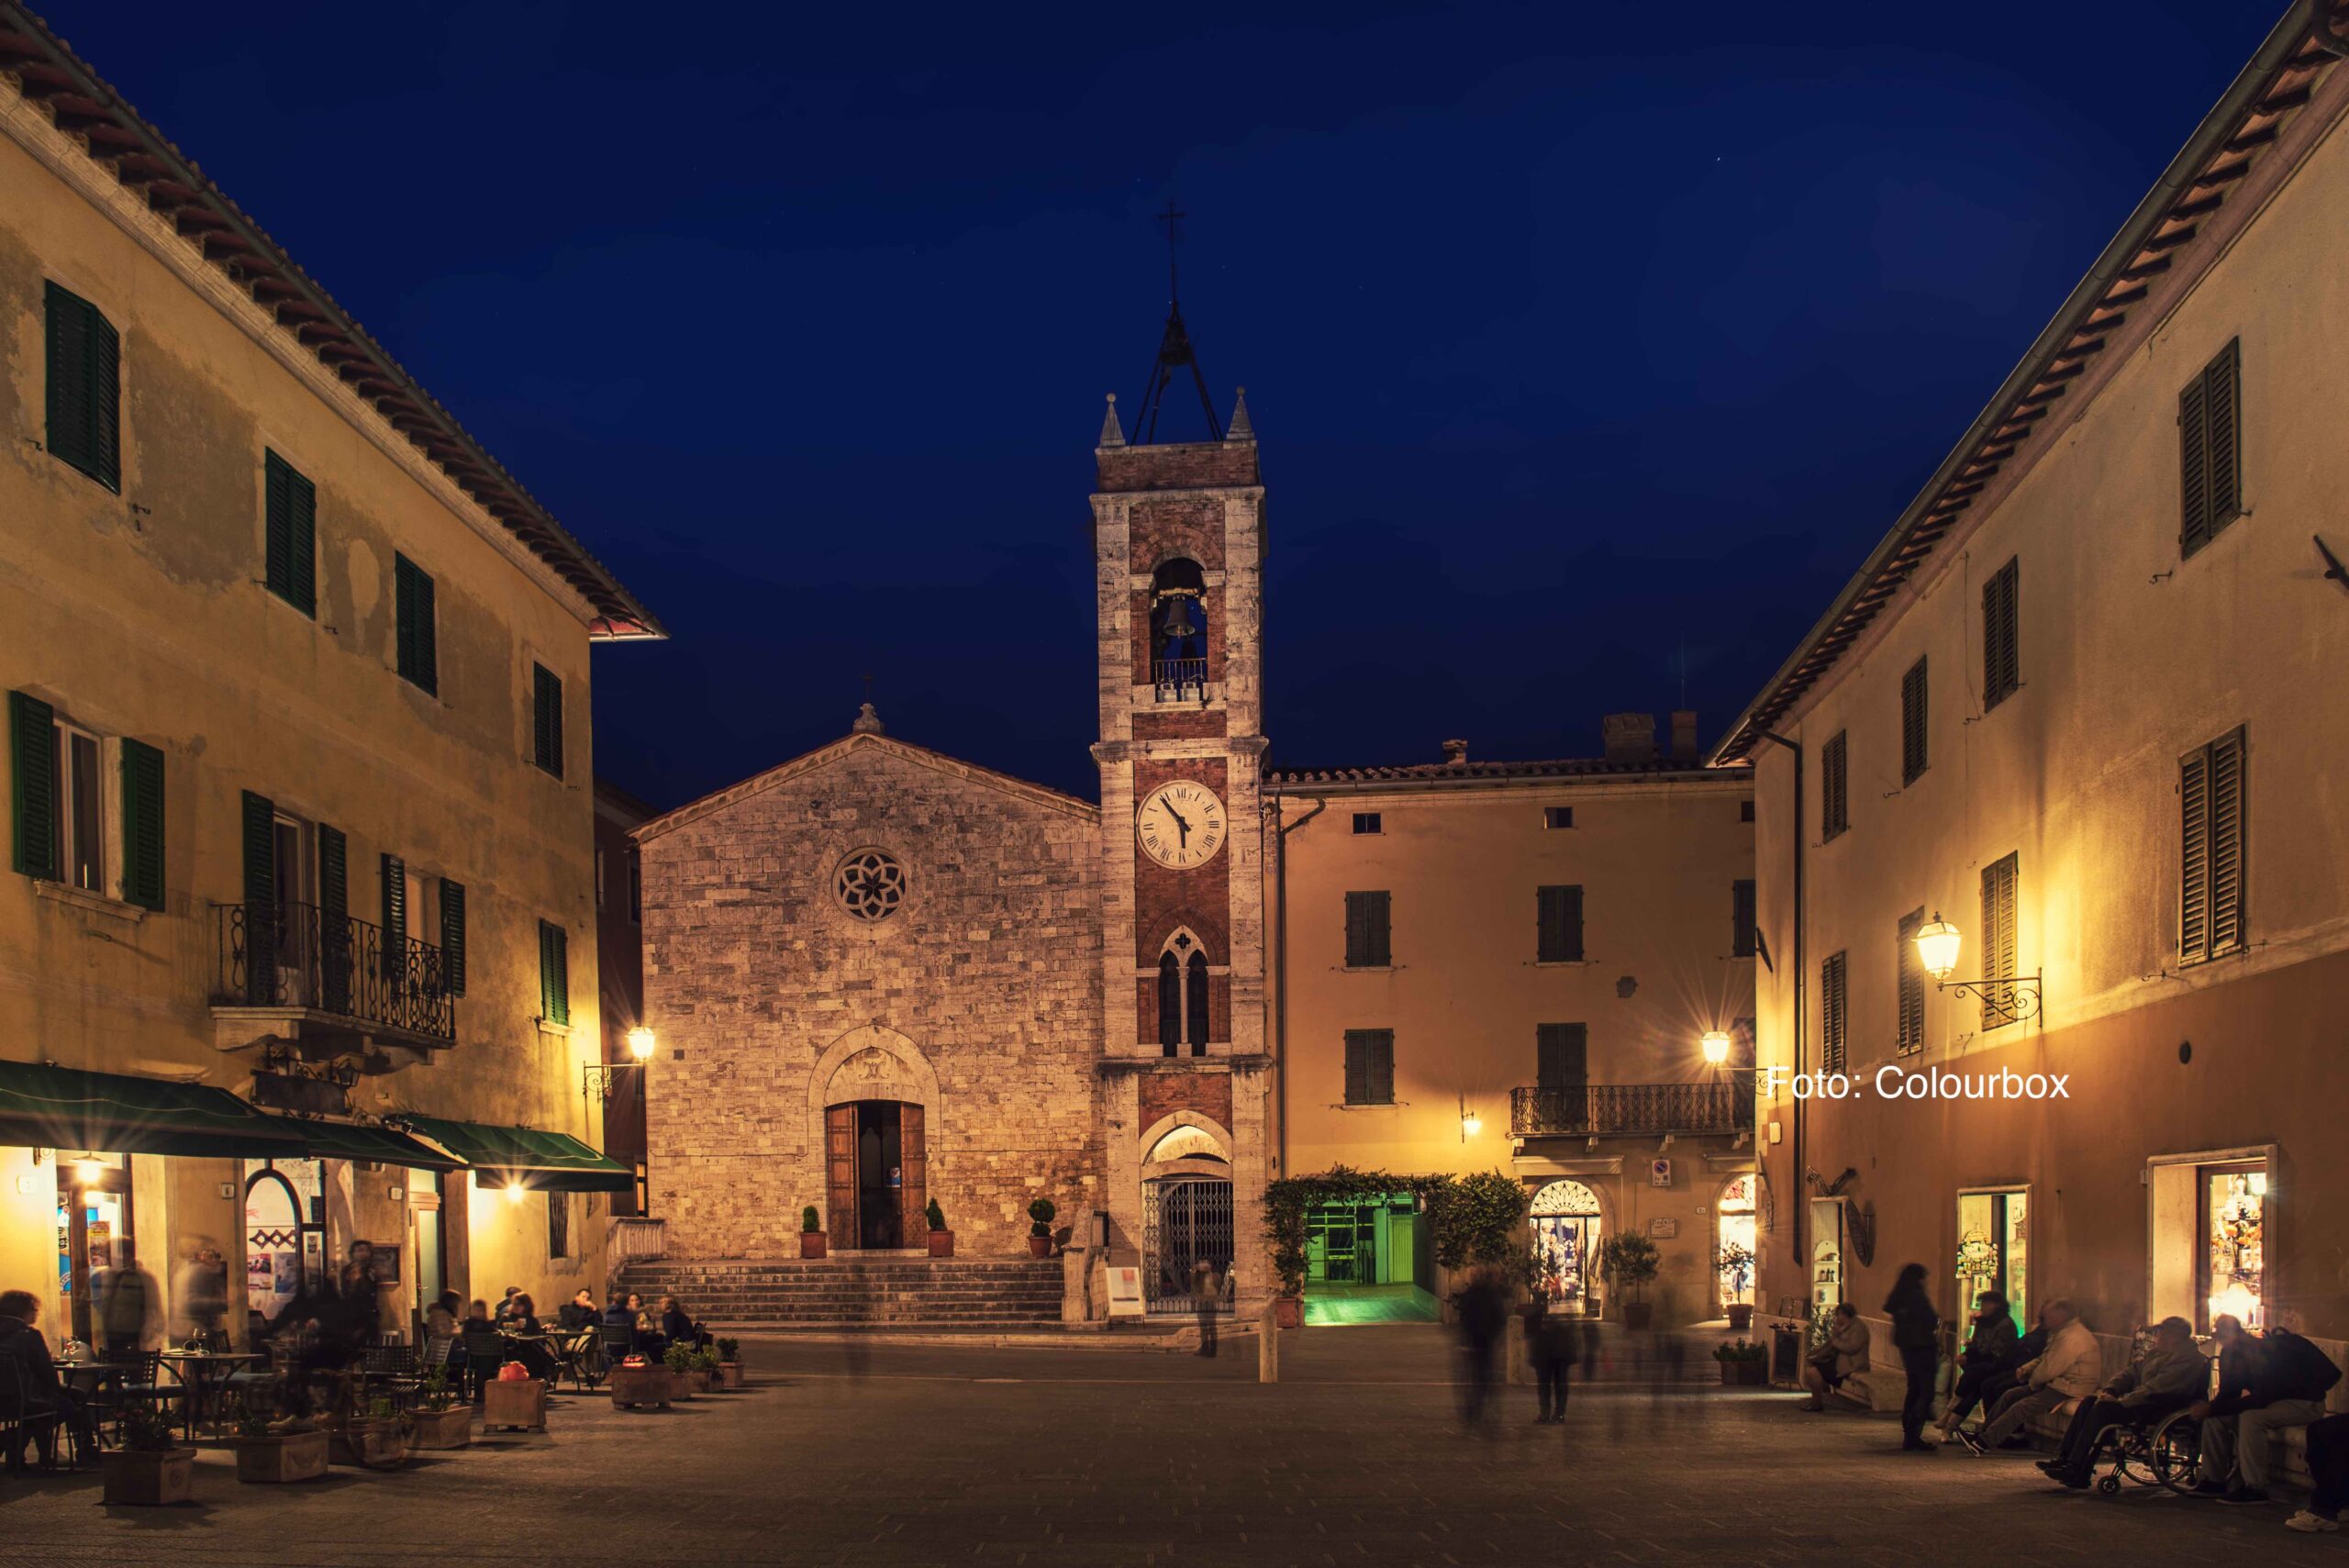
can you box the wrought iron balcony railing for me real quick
[1509,1082,1753,1138]
[214,900,455,1043]
[1152,657,1208,701]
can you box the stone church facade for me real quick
[634,399,1278,1311]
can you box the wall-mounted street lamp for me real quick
[504,1181,528,1205]
[1458,1094,1482,1142]
[1912,913,2043,1023]
[1700,1029,1734,1066]
[584,1026,658,1105]
[72,1155,108,1188]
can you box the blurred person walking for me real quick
[1455,1266,1507,1431]
[1886,1262,1942,1452]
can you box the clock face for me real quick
[1136,781,1227,870]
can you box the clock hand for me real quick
[1166,806,1192,844]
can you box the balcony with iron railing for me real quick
[212,900,455,1048]
[1509,1082,1753,1139]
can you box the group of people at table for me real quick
[421,1285,703,1385]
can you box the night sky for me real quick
[50,3,2276,806]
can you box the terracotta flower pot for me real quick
[236,1429,329,1484]
[481,1377,547,1431]
[328,1418,406,1468]
[801,1231,827,1259]
[929,1229,954,1258]
[609,1363,674,1409]
[103,1447,195,1506]
[1274,1296,1303,1329]
[1726,1304,1754,1332]
[1029,1235,1052,1258]
[406,1405,474,1451]
[718,1361,745,1390]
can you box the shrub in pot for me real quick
[1027,1196,1057,1258]
[406,1363,473,1451]
[663,1341,703,1396]
[1712,1337,1769,1386]
[228,1393,328,1485]
[716,1336,745,1389]
[103,1403,196,1506]
[800,1204,827,1260]
[926,1196,953,1258]
[328,1395,407,1467]
[688,1345,721,1393]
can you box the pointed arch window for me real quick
[1156,929,1212,1057]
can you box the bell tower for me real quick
[1089,284,1272,1313]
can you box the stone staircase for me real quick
[618,1256,1065,1330]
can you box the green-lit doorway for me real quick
[1303,1194,1435,1325]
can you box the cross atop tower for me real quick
[1133,199,1222,445]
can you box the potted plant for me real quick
[228,1393,328,1484]
[1028,1197,1057,1259]
[664,1340,703,1397]
[1716,1241,1756,1331]
[801,1204,827,1260]
[103,1403,196,1506]
[406,1363,473,1451]
[716,1336,746,1390]
[608,1352,674,1409]
[1713,1337,1769,1386]
[1598,1233,1662,1330]
[691,1345,722,1391]
[481,1361,548,1432]
[926,1196,953,1258]
[329,1394,406,1468]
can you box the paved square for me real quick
[1,1327,2337,1567]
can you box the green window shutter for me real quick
[1536,1022,1586,1093]
[318,824,350,1015]
[540,919,570,1025]
[240,790,276,1003]
[118,738,165,911]
[381,852,406,981]
[317,826,346,918]
[1900,658,1928,784]
[395,554,438,695]
[440,877,467,997]
[1983,558,2021,708]
[263,451,317,617]
[44,283,119,493]
[533,663,563,777]
[10,692,60,881]
[289,465,317,616]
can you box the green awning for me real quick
[389,1114,633,1192]
[281,1118,465,1172]
[0,1060,310,1159]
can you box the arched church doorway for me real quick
[1142,1176,1233,1316]
[824,1101,926,1250]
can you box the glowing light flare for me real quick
[626,1026,657,1062]
[1700,1030,1733,1065]
[1914,914,1963,981]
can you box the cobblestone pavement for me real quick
[2,1326,2340,1567]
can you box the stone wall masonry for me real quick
[640,740,1106,1261]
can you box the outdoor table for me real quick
[160,1350,266,1439]
[54,1360,131,1454]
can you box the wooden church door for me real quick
[898,1103,928,1244]
[825,1104,856,1246]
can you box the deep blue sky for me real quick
[55,2,2277,806]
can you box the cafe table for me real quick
[159,1349,268,1439]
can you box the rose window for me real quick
[834,851,906,921]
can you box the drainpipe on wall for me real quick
[1757,732,1804,1287]
[1269,793,1328,1179]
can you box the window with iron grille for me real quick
[1978,852,2020,1029]
[1536,1022,1586,1093]
[1821,731,1849,840]
[2179,727,2247,964]
[1897,907,1926,1055]
[1344,892,1391,968]
[1342,1029,1395,1106]
[1982,557,2021,710]
[1731,880,1756,958]
[1820,951,1847,1074]
[2178,339,2242,559]
[1900,657,1928,784]
[1536,884,1584,962]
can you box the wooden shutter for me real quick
[1731,880,1756,958]
[263,451,317,616]
[1897,909,1926,1054]
[533,663,563,777]
[1900,658,1928,784]
[824,1104,856,1243]
[540,919,570,1025]
[1820,952,1847,1073]
[318,825,350,1015]
[1537,884,1584,962]
[1185,951,1209,1054]
[1983,559,2020,708]
[2179,745,2210,962]
[381,852,406,981]
[117,738,164,911]
[2179,368,2210,554]
[1343,1032,1368,1104]
[44,283,119,492]
[1979,853,2019,1029]
[899,1103,928,1244]
[240,790,275,1002]
[2179,728,2247,962]
[440,877,467,997]
[1156,952,1181,1055]
[2182,340,2242,556]
[10,691,60,881]
[1366,1030,1394,1104]
[1821,731,1848,837]
[396,555,439,695]
[1346,891,1390,967]
[2207,729,2245,955]
[1536,1022,1586,1093]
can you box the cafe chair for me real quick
[0,1359,65,1471]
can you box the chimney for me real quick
[1670,710,1698,762]
[1441,738,1469,766]
[1601,712,1656,763]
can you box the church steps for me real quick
[618,1257,1066,1329]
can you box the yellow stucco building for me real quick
[0,10,658,1350]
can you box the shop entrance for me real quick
[1302,1194,1433,1324]
[54,1155,133,1347]
[1956,1187,2029,1332]
[825,1100,925,1250]
[1529,1179,1603,1316]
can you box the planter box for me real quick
[328,1418,405,1468]
[104,1447,196,1506]
[1719,1359,1768,1386]
[1029,1235,1052,1258]
[609,1363,674,1409]
[800,1231,827,1259]
[718,1362,745,1390]
[406,1405,473,1451]
[681,1368,714,1396]
[1273,1297,1303,1329]
[1726,1304,1754,1332]
[928,1229,954,1258]
[236,1429,329,1484]
[482,1377,548,1431]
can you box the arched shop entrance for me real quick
[242,1159,322,1325]
[1530,1178,1604,1316]
[1715,1173,1757,1316]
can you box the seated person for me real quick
[423,1289,461,1344]
[557,1288,598,1333]
[659,1295,702,1350]
[1936,1290,2020,1440]
[1965,1297,2103,1452]
[2037,1315,2206,1487]
[0,1288,97,1466]
[499,1293,559,1383]
[2288,1411,2349,1533]
[627,1292,665,1358]
[2193,1307,2343,1505]
[1798,1302,1870,1411]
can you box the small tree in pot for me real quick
[1028,1197,1057,1259]
[1715,1241,1756,1330]
[104,1401,196,1506]
[1598,1233,1662,1329]
[406,1362,473,1451]
[926,1196,953,1258]
[716,1335,745,1390]
[801,1204,827,1260]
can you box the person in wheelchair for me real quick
[2038,1316,2207,1489]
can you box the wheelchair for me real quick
[2085,1406,2203,1495]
